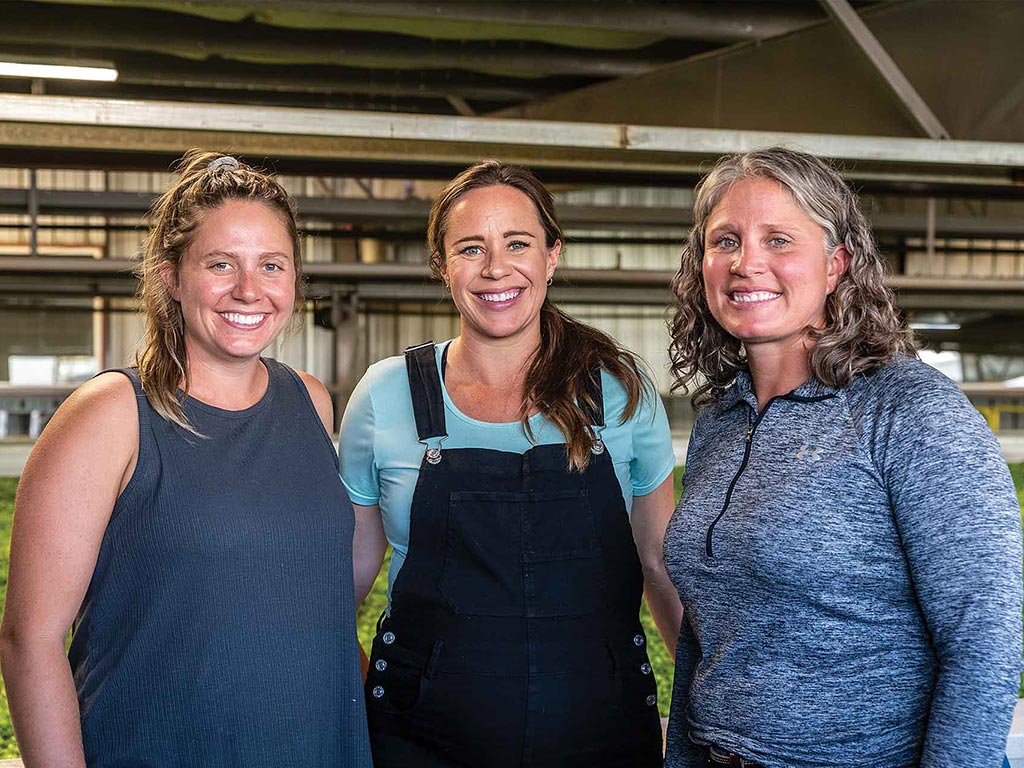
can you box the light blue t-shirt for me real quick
[339,341,675,596]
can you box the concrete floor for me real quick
[0,440,31,478]
[1000,432,1024,463]
[1009,698,1024,767]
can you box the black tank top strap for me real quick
[98,366,152,429]
[95,368,157,519]
[263,358,338,461]
[404,341,447,442]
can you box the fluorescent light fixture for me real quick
[910,322,961,331]
[0,61,118,82]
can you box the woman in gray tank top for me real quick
[0,151,372,767]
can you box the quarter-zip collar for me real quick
[704,370,841,559]
[717,368,841,415]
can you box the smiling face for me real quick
[440,184,560,345]
[702,177,848,364]
[162,198,297,368]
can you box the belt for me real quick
[707,745,765,768]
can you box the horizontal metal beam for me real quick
[2,257,1022,311]
[0,94,1017,166]
[0,187,688,229]
[0,95,1021,194]
[4,258,1024,290]
[4,188,1024,239]
[961,383,1024,398]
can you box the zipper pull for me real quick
[745,422,753,444]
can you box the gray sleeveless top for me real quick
[69,359,371,767]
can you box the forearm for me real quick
[1,637,87,768]
[916,565,1021,767]
[351,503,387,607]
[921,666,1019,767]
[880,379,1023,767]
[643,561,682,657]
[353,550,384,607]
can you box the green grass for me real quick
[0,478,19,757]
[1012,463,1024,512]
[2,466,1024,755]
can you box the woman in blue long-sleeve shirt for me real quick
[663,146,1022,768]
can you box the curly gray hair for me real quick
[669,146,916,406]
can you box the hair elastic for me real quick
[207,155,240,171]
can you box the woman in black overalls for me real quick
[345,161,680,767]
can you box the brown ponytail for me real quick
[526,300,648,470]
[136,149,303,432]
[428,160,650,471]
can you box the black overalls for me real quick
[365,343,663,768]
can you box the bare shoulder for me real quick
[296,370,335,434]
[43,372,137,442]
[19,371,139,510]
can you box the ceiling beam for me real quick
[1,257,1022,311]
[3,188,1024,239]
[819,0,950,139]
[0,95,1020,193]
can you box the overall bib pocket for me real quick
[523,488,606,617]
[438,488,605,617]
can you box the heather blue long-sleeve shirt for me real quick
[663,357,1022,768]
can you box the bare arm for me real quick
[298,374,386,603]
[352,503,387,607]
[297,371,335,436]
[630,475,682,657]
[0,373,138,768]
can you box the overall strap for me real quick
[404,341,447,441]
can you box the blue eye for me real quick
[713,236,739,249]
[769,236,790,247]
[508,240,529,251]
[210,262,232,271]
[459,245,484,256]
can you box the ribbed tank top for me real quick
[69,359,371,767]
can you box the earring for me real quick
[547,276,553,286]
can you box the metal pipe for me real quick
[177,0,825,42]
[2,255,1023,295]
[926,197,938,271]
[0,4,668,78]
[27,169,38,257]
